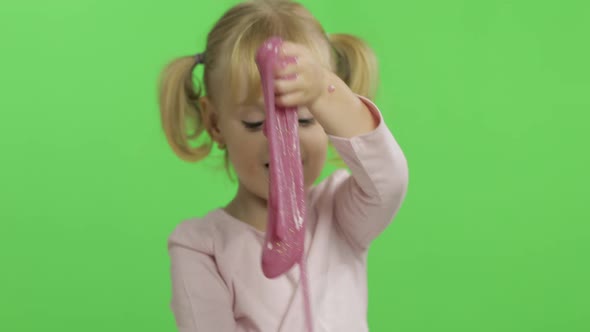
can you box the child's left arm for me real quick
[275,42,409,250]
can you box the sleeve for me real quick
[327,95,409,251]
[168,229,236,332]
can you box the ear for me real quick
[199,96,225,145]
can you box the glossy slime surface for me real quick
[255,37,314,332]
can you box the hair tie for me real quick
[194,52,206,65]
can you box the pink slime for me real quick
[255,37,314,332]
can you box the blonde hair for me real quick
[158,0,378,177]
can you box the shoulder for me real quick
[167,211,220,256]
[167,208,262,257]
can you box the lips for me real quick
[265,161,304,168]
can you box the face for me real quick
[202,93,328,201]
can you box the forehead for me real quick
[236,98,265,114]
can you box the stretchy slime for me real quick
[255,37,314,332]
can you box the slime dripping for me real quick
[255,37,314,332]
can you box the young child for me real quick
[158,0,409,331]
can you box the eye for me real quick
[242,118,315,130]
[242,120,264,130]
[298,118,315,127]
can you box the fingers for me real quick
[274,58,298,78]
[275,64,298,79]
[275,90,306,107]
[280,42,302,57]
[274,75,300,94]
[274,71,306,107]
[274,42,303,77]
[271,42,319,108]
[274,56,300,88]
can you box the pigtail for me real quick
[157,56,212,162]
[328,33,379,100]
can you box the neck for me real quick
[224,182,269,232]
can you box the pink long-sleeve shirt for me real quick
[168,96,409,332]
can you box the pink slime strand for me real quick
[255,37,314,332]
[255,37,306,278]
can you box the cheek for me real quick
[305,127,329,157]
[226,135,264,173]
[302,129,329,186]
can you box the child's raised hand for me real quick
[273,41,331,109]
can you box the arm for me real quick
[272,44,408,250]
[169,242,236,332]
[327,96,409,251]
[308,70,379,138]
[274,45,378,138]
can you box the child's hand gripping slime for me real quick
[255,37,314,332]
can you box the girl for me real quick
[158,0,409,331]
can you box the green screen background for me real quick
[1,0,588,331]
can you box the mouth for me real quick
[265,161,304,169]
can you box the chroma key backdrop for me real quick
[0,0,588,331]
